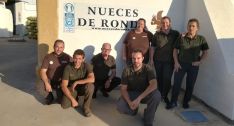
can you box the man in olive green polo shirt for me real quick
[61,49,94,117]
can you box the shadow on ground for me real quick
[0,38,45,103]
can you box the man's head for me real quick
[73,49,85,67]
[131,49,144,69]
[161,16,171,31]
[101,43,112,59]
[53,39,65,55]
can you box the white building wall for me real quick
[186,0,234,120]
[15,1,36,36]
[0,3,13,37]
[167,0,186,32]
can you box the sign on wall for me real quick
[63,2,163,32]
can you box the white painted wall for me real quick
[186,0,234,120]
[167,0,186,32]
[14,1,36,36]
[0,3,13,37]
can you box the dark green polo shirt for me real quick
[152,29,180,62]
[62,62,93,86]
[174,34,209,63]
[91,53,116,80]
[121,64,156,92]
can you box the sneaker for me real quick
[166,102,177,109]
[183,103,190,109]
[45,92,54,105]
[163,97,170,104]
[92,93,96,99]
[102,91,109,97]
[143,117,153,126]
[144,123,153,126]
[83,109,92,117]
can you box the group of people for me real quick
[40,16,209,126]
[40,41,121,117]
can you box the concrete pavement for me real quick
[0,38,232,126]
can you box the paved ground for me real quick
[0,37,232,126]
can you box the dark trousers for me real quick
[47,80,63,102]
[94,77,121,93]
[154,60,173,99]
[117,90,161,126]
[171,62,199,104]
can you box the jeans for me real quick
[117,90,161,126]
[171,62,199,104]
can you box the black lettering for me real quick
[99,7,106,15]
[109,8,115,16]
[133,9,138,17]
[77,18,86,26]
[125,9,131,17]
[120,20,128,28]
[89,19,95,26]
[88,7,96,15]
[101,19,109,27]
[110,20,119,28]
[116,8,123,16]
[130,21,137,28]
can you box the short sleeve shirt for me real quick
[62,62,93,86]
[151,29,180,62]
[41,52,71,81]
[121,64,156,92]
[174,34,209,63]
[91,53,116,80]
[123,30,152,59]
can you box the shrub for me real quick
[26,16,37,40]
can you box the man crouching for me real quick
[117,49,161,126]
[61,49,94,117]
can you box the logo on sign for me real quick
[64,3,75,32]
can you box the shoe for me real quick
[45,92,54,105]
[92,93,96,99]
[144,123,153,126]
[164,97,170,104]
[166,102,177,109]
[102,91,109,97]
[76,96,79,101]
[183,103,190,109]
[83,109,92,117]
[143,116,153,126]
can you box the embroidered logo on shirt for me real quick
[49,61,54,64]
[61,61,68,64]
[70,74,75,77]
